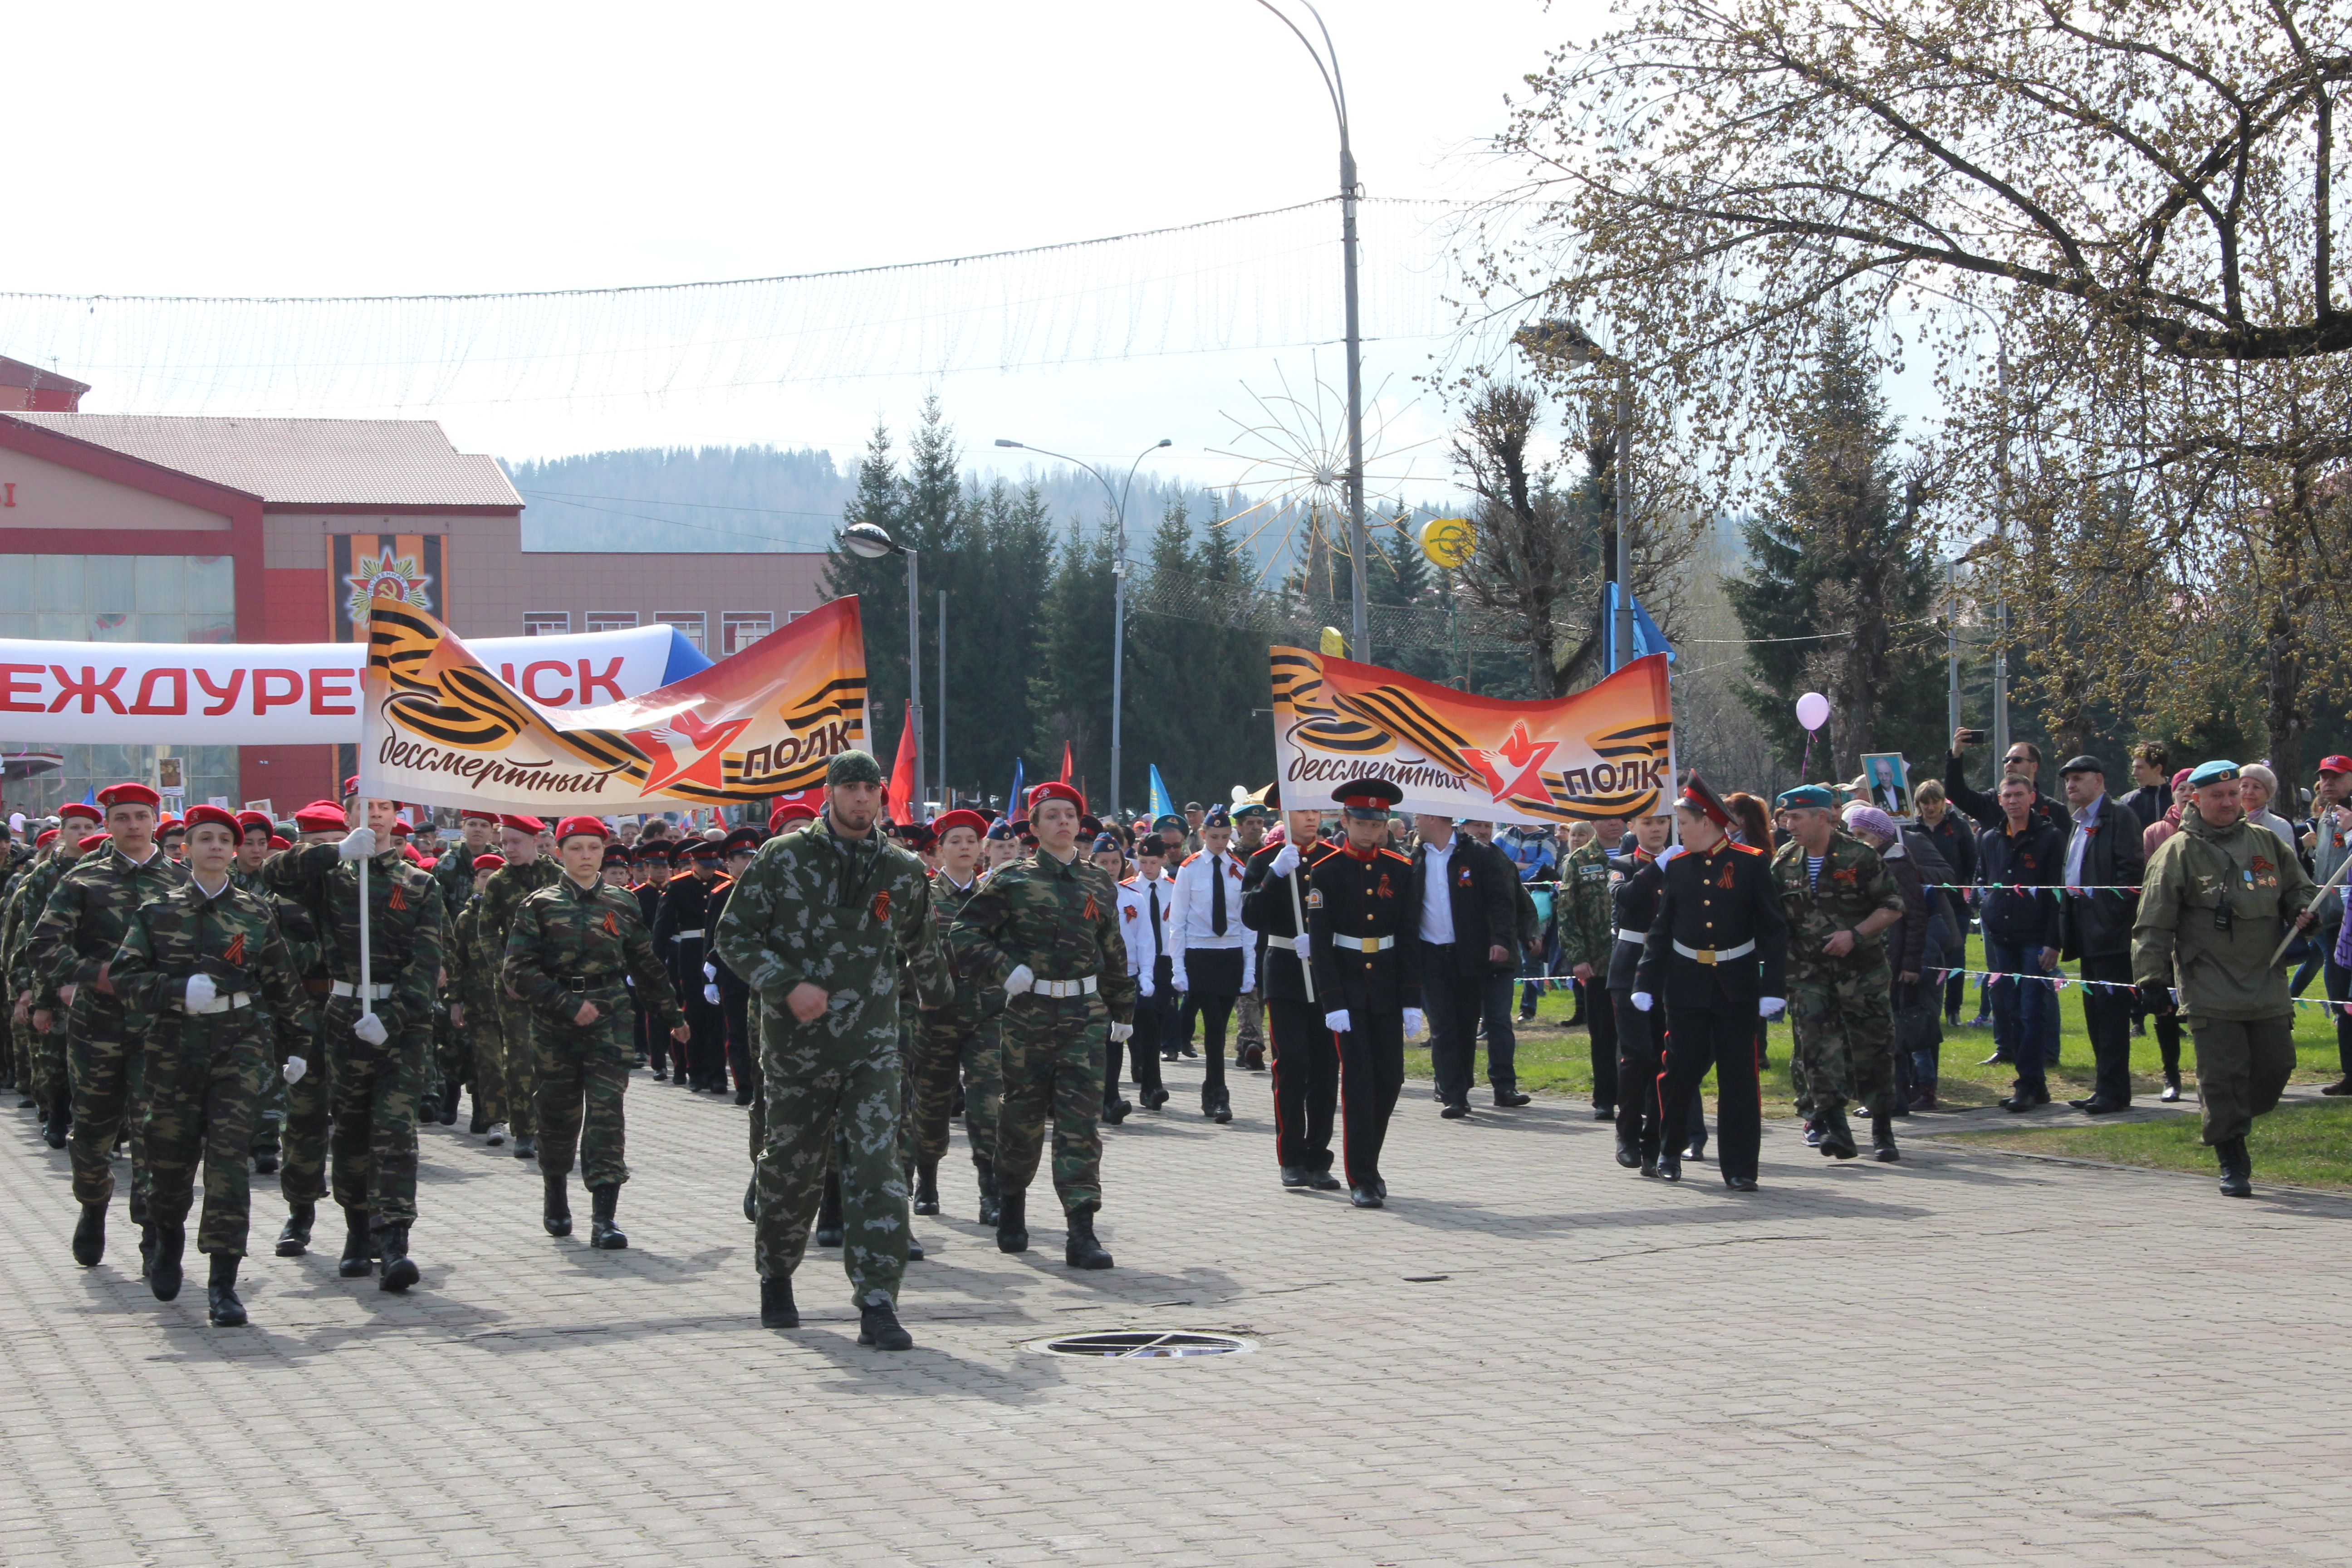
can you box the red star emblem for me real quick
[625,705,753,794]
[1463,720,1559,802]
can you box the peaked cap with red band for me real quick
[1027,781,1085,814]
[554,815,610,842]
[1330,776,1404,819]
[97,782,160,810]
[182,804,240,835]
[1674,769,1735,829]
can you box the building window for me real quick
[786,610,805,622]
[655,611,706,652]
[586,611,639,632]
[524,611,570,636]
[721,612,772,655]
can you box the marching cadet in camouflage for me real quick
[269,801,347,1259]
[911,809,1005,1222]
[948,780,1135,1270]
[714,750,954,1349]
[433,810,499,912]
[262,796,444,1292]
[1770,785,1907,1162]
[1553,812,1627,1119]
[109,806,309,1326]
[7,806,98,1145]
[444,853,505,1136]
[475,817,562,1161]
[231,810,297,1176]
[28,783,187,1271]
[504,816,688,1250]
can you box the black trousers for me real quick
[1612,990,1705,1158]
[1268,997,1338,1172]
[1122,979,1168,1094]
[1657,1000,1763,1181]
[1337,1009,1406,1187]
[2328,945,2352,1078]
[683,991,727,1088]
[1588,978,1621,1109]
[722,985,753,1093]
[1422,944,1488,1109]
[2079,952,2135,1103]
[1182,947,1243,1099]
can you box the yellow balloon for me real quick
[1319,626,1348,657]
[1420,516,1475,568]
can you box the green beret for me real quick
[1775,784,1837,811]
[826,749,884,786]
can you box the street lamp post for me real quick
[994,437,1171,820]
[1255,0,1366,658]
[1516,318,1636,673]
[842,521,920,812]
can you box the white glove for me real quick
[703,983,721,1004]
[1759,995,1786,1019]
[1270,843,1300,878]
[1655,844,1682,867]
[1003,963,1034,998]
[351,1010,388,1045]
[1137,970,1155,999]
[1323,1009,1352,1033]
[1631,991,1654,1012]
[702,961,717,981]
[336,826,377,861]
[184,973,218,1010]
[1403,1007,1426,1038]
[1172,962,1190,993]
[282,1056,307,1085]
[1109,1022,1133,1043]
[1292,932,1312,960]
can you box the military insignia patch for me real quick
[872,889,892,924]
[1305,887,1324,908]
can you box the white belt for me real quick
[183,991,254,1015]
[1672,939,1755,965]
[329,980,395,1000]
[1615,927,1648,945]
[1032,975,1098,998]
[1332,934,1395,952]
[672,929,704,940]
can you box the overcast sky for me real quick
[9,1,1616,507]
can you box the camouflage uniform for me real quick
[948,848,1135,1218]
[474,855,563,1141]
[911,872,1004,1176]
[110,876,308,1259]
[503,872,683,1189]
[26,843,189,1215]
[4,852,76,1127]
[713,815,952,1308]
[262,843,444,1229]
[445,895,490,1123]
[1553,833,1619,1095]
[1771,833,1904,1117]
[235,865,318,1167]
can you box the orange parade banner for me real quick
[359,596,868,813]
[1269,646,1673,826]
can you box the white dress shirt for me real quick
[1419,836,1457,946]
[1168,849,1254,989]
[2063,794,2101,890]
[1114,874,1172,979]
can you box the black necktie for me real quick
[1148,883,1162,955]
[1210,857,1227,936]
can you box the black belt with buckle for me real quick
[563,974,622,991]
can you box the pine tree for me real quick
[823,421,911,737]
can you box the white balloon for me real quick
[1795,691,1832,731]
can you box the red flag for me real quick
[888,699,918,815]
[1058,740,1073,784]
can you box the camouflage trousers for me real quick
[534,987,633,1189]
[66,994,151,1215]
[15,1009,68,1122]
[753,1005,910,1308]
[1788,960,1899,1117]
[470,993,512,1127]
[499,995,538,1140]
[995,991,1106,1217]
[280,1004,332,1206]
[250,1062,286,1157]
[438,1011,473,1108]
[322,996,426,1225]
[142,1012,269,1257]
[910,1008,1002,1170]
[1236,986,1264,1051]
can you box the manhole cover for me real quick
[1027,1330,1255,1360]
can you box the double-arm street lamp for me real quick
[842,520,922,811]
[995,436,1171,820]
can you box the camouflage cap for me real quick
[826,749,884,786]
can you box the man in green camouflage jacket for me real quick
[505,816,687,1250]
[5,804,98,1144]
[909,808,1005,1224]
[110,805,309,1326]
[474,818,563,1162]
[443,852,505,1136]
[1552,813,1625,1117]
[714,750,953,1350]
[948,780,1135,1272]
[1771,786,1906,1161]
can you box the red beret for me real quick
[401,842,425,863]
[931,808,988,839]
[769,802,818,831]
[269,835,291,851]
[78,832,111,853]
[1027,781,1084,814]
[57,801,102,824]
[554,814,609,842]
[182,804,240,835]
[499,814,545,833]
[98,782,160,810]
[235,810,273,833]
[157,815,183,831]
[390,819,412,836]
[460,809,499,823]
[293,801,347,833]
[34,828,58,848]
[470,853,507,872]
[343,775,359,797]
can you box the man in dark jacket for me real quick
[2121,743,2172,832]
[2056,757,2145,1112]
[1975,777,2067,1112]
[1944,730,2069,836]
[1409,812,1519,1118]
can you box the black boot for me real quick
[71,1200,106,1267]
[813,1171,844,1248]
[858,1298,914,1351]
[589,1185,626,1250]
[1613,1131,1642,1169]
[912,1159,940,1216]
[275,1202,314,1258]
[336,1206,372,1278]
[1818,1104,1860,1159]
[542,1171,573,1237]
[759,1273,798,1328]
[1870,1112,1900,1162]
[468,1092,490,1135]
[996,1186,1029,1253]
[149,1225,186,1302]
[512,1133,537,1162]
[743,1175,758,1224]
[139,1222,158,1278]
[206,1253,246,1327]
[252,1147,280,1176]
[1063,1209,1113,1270]
[976,1161,1000,1227]
[1204,1083,1232,1125]
[44,1106,70,1148]
[2218,1135,2253,1197]
[377,1222,419,1292]
[1102,1093,1130,1125]
[439,1081,462,1126]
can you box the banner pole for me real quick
[358,848,372,1019]
[1287,864,1317,1006]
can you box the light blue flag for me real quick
[1604,582,1677,668]
[1007,756,1025,815]
[1148,765,1176,822]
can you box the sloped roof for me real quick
[0,356,91,398]
[4,412,520,509]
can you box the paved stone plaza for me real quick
[3,1063,2347,1568]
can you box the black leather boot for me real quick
[1614,1131,1641,1169]
[1818,1103,1860,1159]
[44,1106,70,1148]
[813,1170,844,1247]
[1205,1083,1232,1125]
[1870,1112,1900,1162]
[589,1185,626,1250]
[759,1273,798,1328]
[996,1187,1029,1253]
[252,1147,280,1175]
[512,1133,537,1162]
[1063,1209,1113,1270]
[438,1081,462,1126]
[2218,1135,2253,1197]
[912,1159,940,1215]
[149,1225,186,1302]
[275,1202,314,1258]
[468,1092,490,1135]
[139,1221,158,1278]
[206,1253,246,1327]
[542,1171,573,1237]
[376,1222,419,1292]
[336,1206,373,1278]
[857,1298,914,1351]
[71,1201,106,1266]
[976,1160,1000,1226]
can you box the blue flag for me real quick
[1603,582,1676,669]
[1148,765,1176,822]
[1007,756,1025,815]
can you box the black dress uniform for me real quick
[1306,785,1424,1202]
[1635,784,1788,1186]
[652,850,730,1092]
[1607,848,1708,1165]
[1242,833,1341,1186]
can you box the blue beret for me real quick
[1775,784,1838,810]
[2186,759,2240,786]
